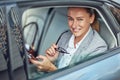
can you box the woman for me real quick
[30,7,108,72]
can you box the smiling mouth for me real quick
[72,28,81,32]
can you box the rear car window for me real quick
[108,5,120,26]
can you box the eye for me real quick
[68,17,73,21]
[77,18,83,21]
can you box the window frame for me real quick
[17,0,120,79]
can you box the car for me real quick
[0,0,120,80]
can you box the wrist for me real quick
[47,63,57,72]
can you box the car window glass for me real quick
[112,0,120,4]
[107,5,120,26]
[22,6,117,80]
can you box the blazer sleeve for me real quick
[82,35,108,61]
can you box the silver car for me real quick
[0,0,120,80]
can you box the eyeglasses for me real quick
[56,47,69,54]
[25,44,69,57]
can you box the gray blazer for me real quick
[56,27,108,67]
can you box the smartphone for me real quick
[25,44,37,60]
[27,52,37,60]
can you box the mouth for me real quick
[72,28,81,33]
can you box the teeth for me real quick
[73,28,80,32]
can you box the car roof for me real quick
[0,0,119,3]
[0,0,119,10]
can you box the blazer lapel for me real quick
[69,27,94,65]
[56,31,72,66]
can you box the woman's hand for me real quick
[30,55,57,72]
[45,43,59,62]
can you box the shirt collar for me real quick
[68,27,92,48]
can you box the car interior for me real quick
[22,6,118,79]
[22,7,117,54]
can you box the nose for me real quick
[72,20,77,28]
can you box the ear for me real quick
[90,14,95,24]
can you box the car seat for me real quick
[98,18,117,49]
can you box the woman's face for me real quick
[67,7,95,38]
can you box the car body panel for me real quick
[56,53,120,80]
[37,48,120,80]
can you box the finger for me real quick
[52,43,58,49]
[45,43,58,56]
[30,59,42,66]
[53,44,59,53]
[37,66,43,72]
[36,55,46,60]
[37,66,42,70]
[46,52,54,57]
[45,53,54,59]
[51,43,59,54]
[46,48,55,56]
[48,48,54,54]
[46,50,52,56]
[50,46,56,54]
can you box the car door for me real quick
[18,0,120,80]
[39,48,120,80]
